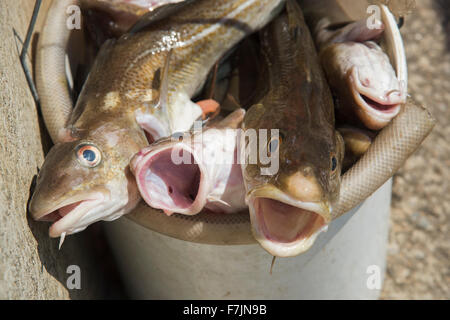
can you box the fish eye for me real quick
[75,143,102,168]
[267,134,282,155]
[331,156,337,172]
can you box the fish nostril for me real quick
[303,167,313,176]
[386,89,401,98]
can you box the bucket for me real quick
[31,0,435,300]
[104,179,392,299]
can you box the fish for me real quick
[131,109,247,215]
[317,19,406,130]
[71,1,184,94]
[300,0,407,130]
[337,126,374,172]
[29,0,286,240]
[80,0,185,47]
[240,0,345,258]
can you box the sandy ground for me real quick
[380,0,450,300]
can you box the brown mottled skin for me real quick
[30,0,285,237]
[241,0,345,257]
[242,1,344,207]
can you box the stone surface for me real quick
[380,0,450,300]
[0,0,123,299]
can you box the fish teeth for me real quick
[207,196,231,208]
[58,232,66,250]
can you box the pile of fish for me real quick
[29,0,407,257]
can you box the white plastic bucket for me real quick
[104,179,392,299]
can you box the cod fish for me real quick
[80,0,183,45]
[29,0,285,241]
[314,18,406,130]
[240,0,344,258]
[131,109,247,215]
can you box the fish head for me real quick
[131,109,246,216]
[322,41,406,130]
[130,135,206,216]
[29,124,143,238]
[241,103,345,257]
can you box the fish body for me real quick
[240,1,344,257]
[317,19,406,130]
[30,0,285,238]
[131,109,247,215]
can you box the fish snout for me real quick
[283,169,323,203]
[28,192,47,221]
[385,89,406,104]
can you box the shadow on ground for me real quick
[22,32,128,299]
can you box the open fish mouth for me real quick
[132,144,208,216]
[248,188,331,257]
[349,67,403,124]
[31,193,106,238]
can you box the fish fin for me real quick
[128,0,196,33]
[152,49,202,134]
[139,49,173,135]
[57,126,83,142]
[134,49,172,141]
[155,49,172,110]
[170,91,203,133]
[90,39,117,69]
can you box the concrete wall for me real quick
[0,0,112,299]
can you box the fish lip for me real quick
[30,192,107,238]
[134,143,209,216]
[349,67,403,123]
[247,186,331,257]
[247,187,332,218]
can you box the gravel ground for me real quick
[380,0,450,300]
